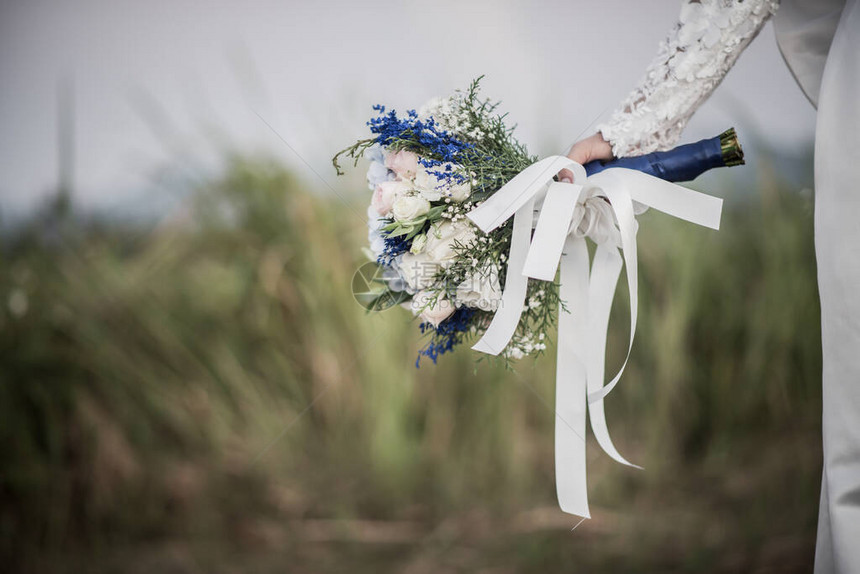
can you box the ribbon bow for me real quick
[466,156,722,519]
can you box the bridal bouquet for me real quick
[334,79,555,365]
[334,78,741,366]
[335,78,742,518]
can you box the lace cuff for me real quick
[596,0,779,158]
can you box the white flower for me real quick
[365,146,393,190]
[372,180,410,216]
[366,205,387,259]
[455,263,502,311]
[424,220,477,265]
[392,195,430,222]
[382,261,408,292]
[366,160,392,191]
[399,252,440,292]
[412,165,444,201]
[504,345,525,360]
[412,291,455,327]
[384,150,419,179]
[447,180,472,202]
[368,230,386,259]
[367,145,385,163]
[417,96,456,132]
[412,163,472,202]
[418,97,445,121]
[367,204,385,231]
[411,162,471,202]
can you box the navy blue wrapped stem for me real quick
[583,132,735,183]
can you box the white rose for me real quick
[413,163,472,203]
[412,165,444,201]
[447,180,472,202]
[455,264,502,311]
[392,195,430,222]
[412,291,455,327]
[424,221,477,265]
[399,252,440,292]
[434,162,471,202]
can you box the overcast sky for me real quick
[0,0,817,217]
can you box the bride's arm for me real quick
[594,0,779,159]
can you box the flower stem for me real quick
[720,127,745,167]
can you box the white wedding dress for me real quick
[596,1,860,572]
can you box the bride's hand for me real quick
[558,132,614,183]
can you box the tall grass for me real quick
[0,155,821,572]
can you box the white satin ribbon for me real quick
[466,157,723,519]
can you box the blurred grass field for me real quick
[0,154,822,573]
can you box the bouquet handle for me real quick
[583,128,744,183]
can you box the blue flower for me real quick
[367,106,475,168]
[377,230,412,266]
[415,307,476,367]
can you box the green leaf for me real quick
[427,205,447,219]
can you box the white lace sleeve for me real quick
[596,0,779,158]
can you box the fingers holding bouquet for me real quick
[558,132,614,183]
